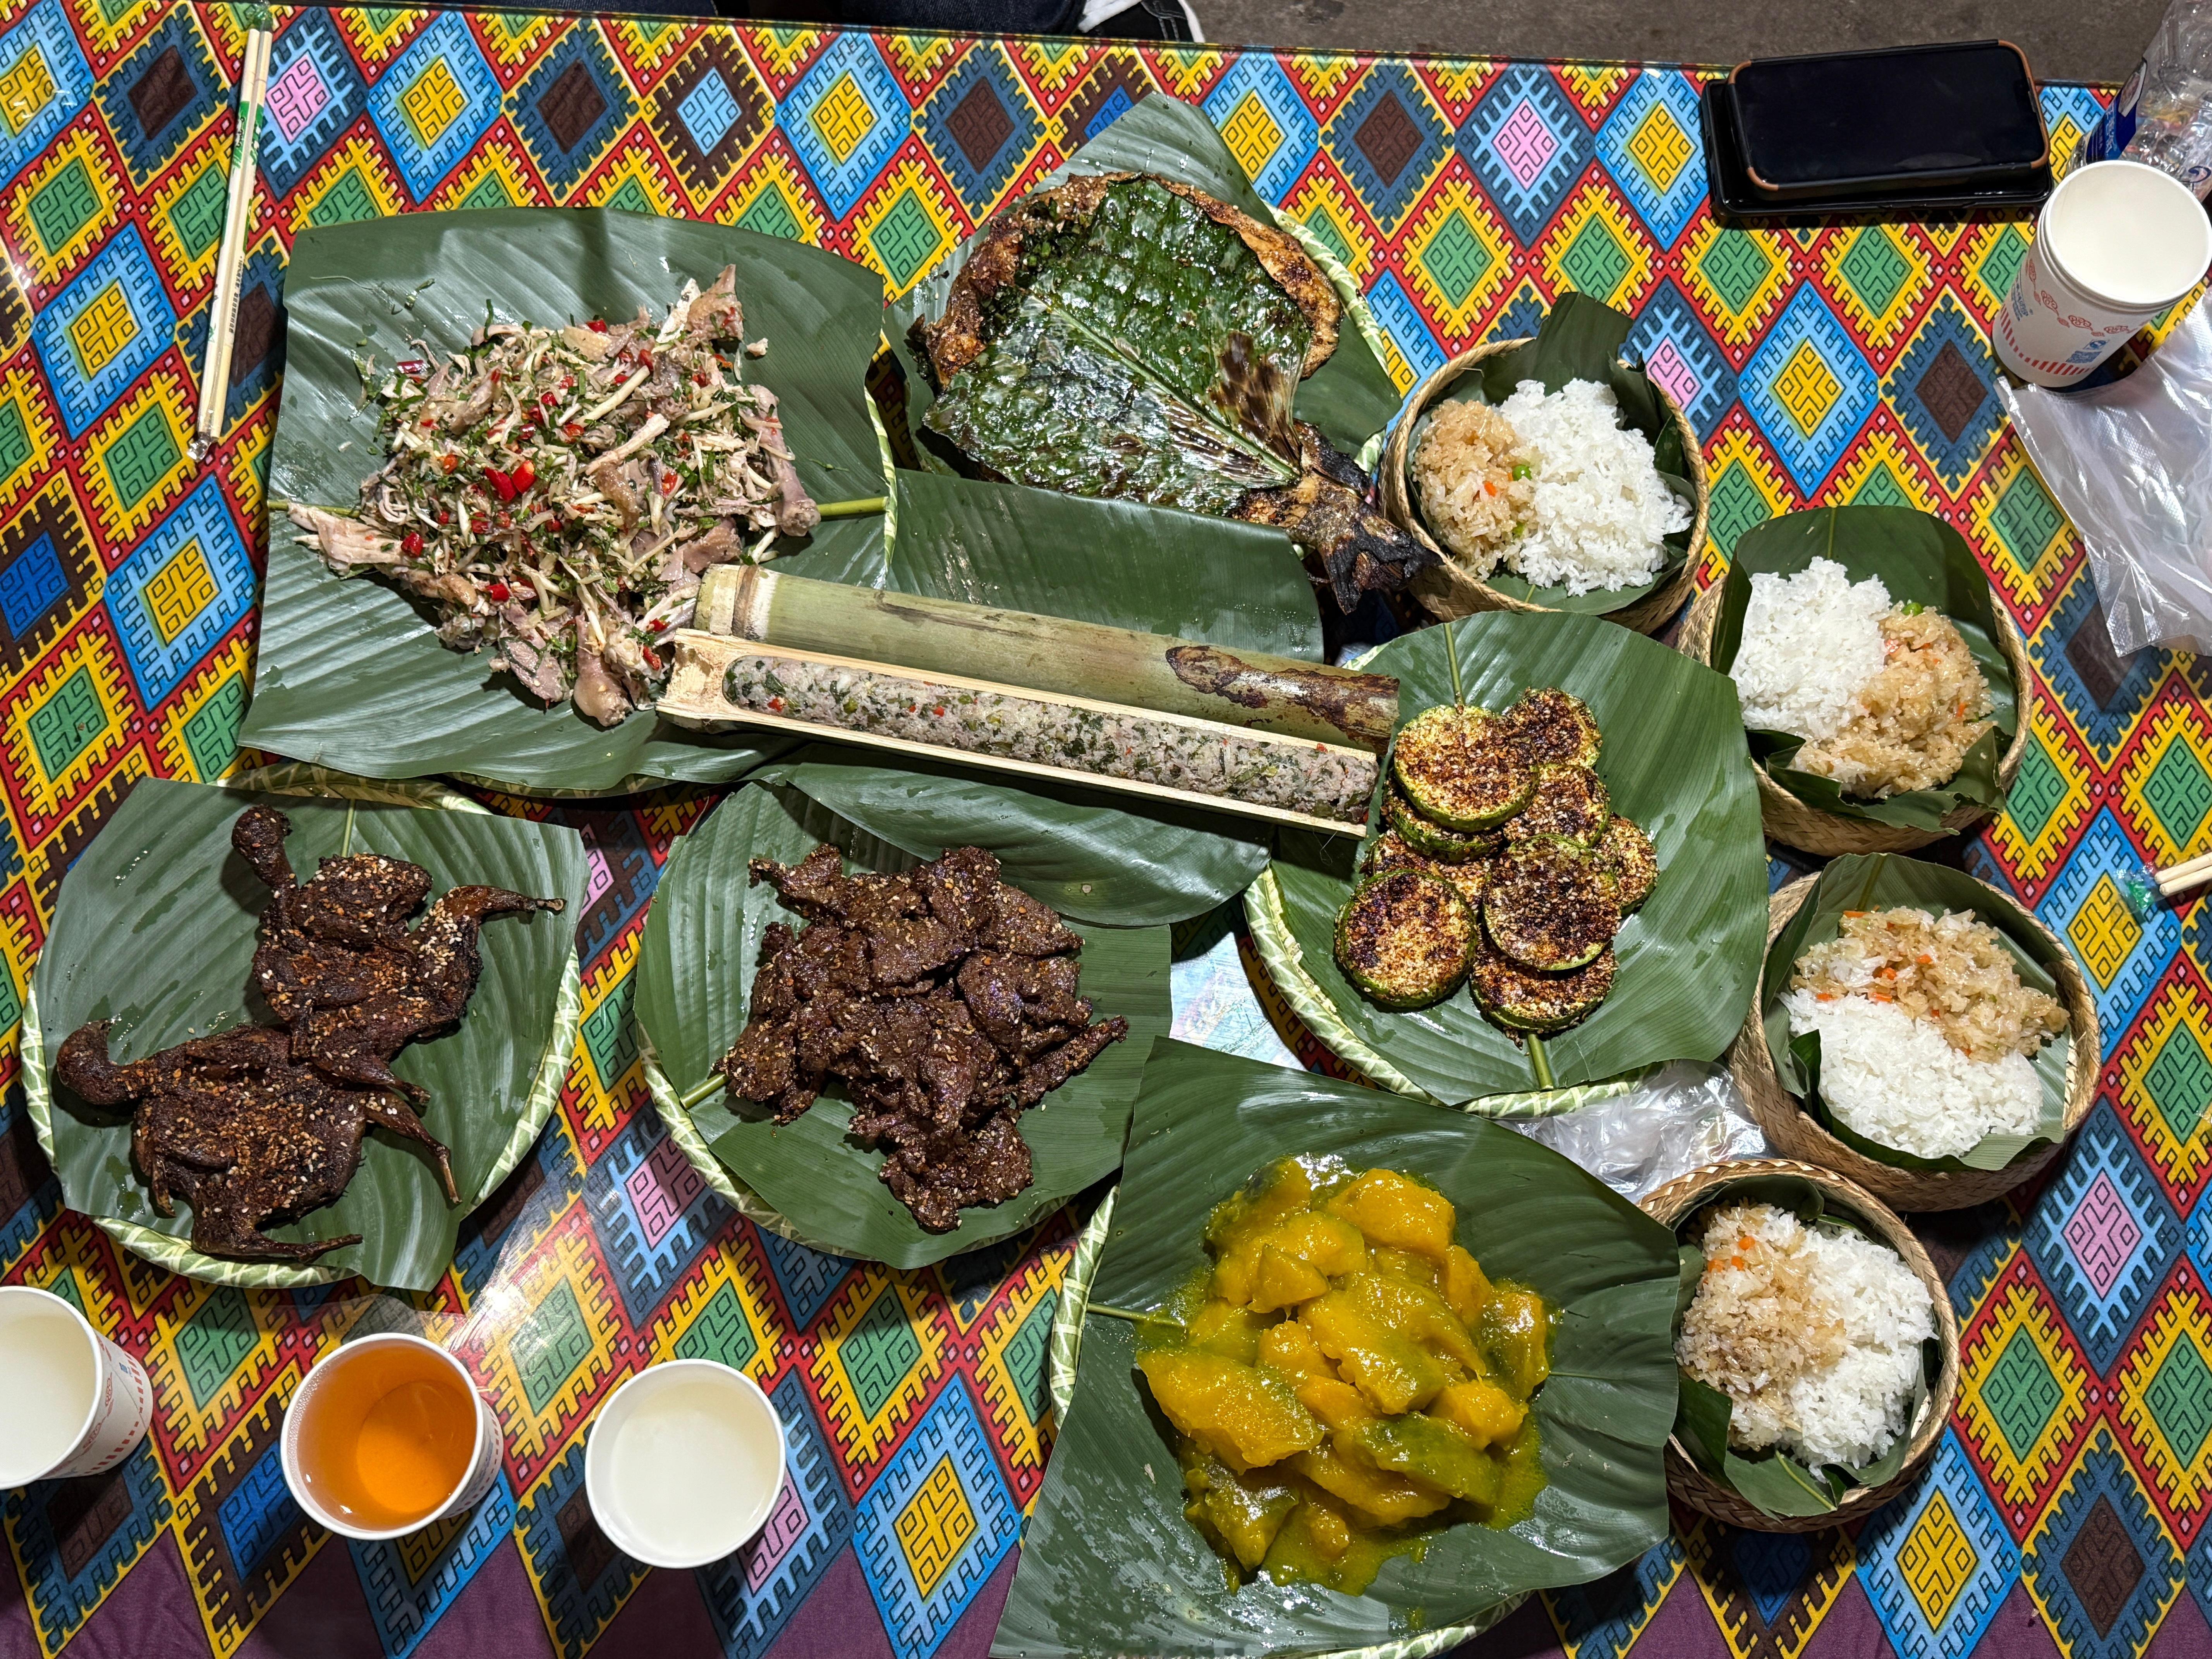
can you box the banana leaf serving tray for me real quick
[1000,1041,1682,1658]
[252,207,891,796]
[633,758,1225,1269]
[22,769,587,1290]
[1247,611,1769,1108]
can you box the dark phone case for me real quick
[1699,82,2051,221]
[1729,40,2049,200]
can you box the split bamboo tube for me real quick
[692,566,1399,753]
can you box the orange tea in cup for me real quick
[282,1334,496,1537]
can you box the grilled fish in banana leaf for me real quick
[910,174,1433,611]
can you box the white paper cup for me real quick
[0,1286,153,1487]
[280,1333,502,1540]
[585,1360,787,1570]
[1994,160,2212,386]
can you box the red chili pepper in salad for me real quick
[485,580,511,603]
[400,532,424,556]
[483,466,517,502]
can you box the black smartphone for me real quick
[1728,41,2049,200]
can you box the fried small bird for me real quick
[54,1022,452,1262]
[234,805,565,1108]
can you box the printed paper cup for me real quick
[1994,160,2212,386]
[280,1333,503,1540]
[0,1285,153,1486]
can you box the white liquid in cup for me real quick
[585,1362,786,1569]
[0,1286,153,1487]
[1994,160,2212,386]
[0,1297,97,1486]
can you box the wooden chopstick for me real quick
[192,14,274,459]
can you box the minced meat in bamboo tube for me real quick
[721,654,1378,824]
[286,268,819,727]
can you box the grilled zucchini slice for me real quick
[1484,835,1620,971]
[1333,867,1475,1008]
[1596,816,1657,913]
[1504,689,1601,769]
[1384,785,1499,862]
[1470,938,1616,1032]
[1363,828,1489,910]
[1504,764,1609,848]
[1391,705,1534,832]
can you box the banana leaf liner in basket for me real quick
[1678,505,2034,855]
[1641,1157,1960,1533]
[1729,857,2097,1212]
[1002,1041,1682,1658]
[22,768,587,1291]
[1379,295,1709,635]
[1245,611,1768,1109]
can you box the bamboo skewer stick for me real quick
[2123,845,2212,921]
[694,565,1399,750]
[192,13,273,460]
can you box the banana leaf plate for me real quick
[881,94,1402,596]
[1246,611,1767,1108]
[634,770,1180,1269]
[1692,505,2026,835]
[996,1040,1681,1658]
[249,207,891,796]
[23,769,586,1290]
[788,469,1324,662]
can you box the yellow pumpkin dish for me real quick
[1134,1156,1552,1595]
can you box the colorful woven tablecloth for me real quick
[0,7,2192,1657]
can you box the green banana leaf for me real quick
[1254,612,1767,1104]
[1403,294,1698,615]
[23,776,586,1290]
[889,94,1400,469]
[248,207,890,794]
[1668,1171,1942,1518]
[784,471,1323,661]
[632,782,1170,1269]
[996,1041,1680,1657]
[749,749,1267,928]
[1709,506,2018,833]
[1761,854,2073,1173]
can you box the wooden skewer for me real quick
[192,16,273,459]
[2159,859,2212,899]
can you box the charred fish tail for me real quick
[232,806,298,891]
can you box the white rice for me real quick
[1678,1202,1934,1470]
[1784,989,2042,1159]
[1495,378,1689,595]
[1730,558,1890,740]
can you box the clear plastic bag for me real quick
[1511,1063,1767,1202]
[1996,299,2212,655]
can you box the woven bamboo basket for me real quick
[1380,339,1710,636]
[1729,875,2098,1211]
[1642,1156,1961,1532]
[1677,579,2036,855]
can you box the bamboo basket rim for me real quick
[1380,335,1710,637]
[1641,1155,1962,1532]
[1677,563,2036,856]
[1726,871,2098,1212]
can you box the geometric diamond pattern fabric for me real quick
[0,12,2195,1655]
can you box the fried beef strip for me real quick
[716,844,1128,1233]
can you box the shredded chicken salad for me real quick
[286,267,820,726]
